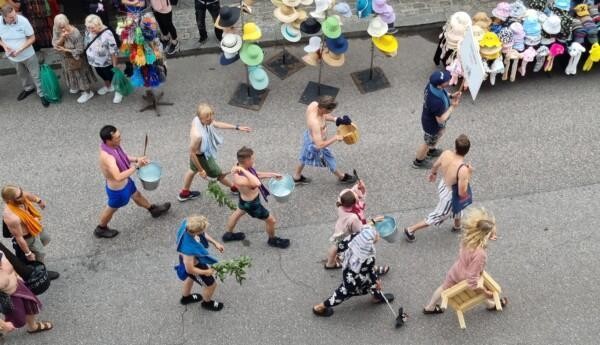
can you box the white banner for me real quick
[459,25,486,101]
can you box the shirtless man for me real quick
[2,185,59,280]
[95,125,171,238]
[404,134,472,242]
[293,95,357,185]
[178,103,251,202]
[0,251,53,335]
[223,146,290,249]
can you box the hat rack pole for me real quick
[317,8,330,95]
[239,0,252,98]
[369,39,375,80]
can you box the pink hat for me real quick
[510,22,525,38]
[492,2,511,21]
[372,0,389,14]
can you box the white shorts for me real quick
[425,179,460,226]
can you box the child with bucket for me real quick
[324,179,389,276]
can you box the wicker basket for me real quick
[337,123,360,145]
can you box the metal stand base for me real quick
[298,81,339,105]
[264,50,305,80]
[139,90,174,116]
[228,83,269,111]
[350,67,391,94]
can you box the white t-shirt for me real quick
[0,15,35,62]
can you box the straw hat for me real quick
[220,33,243,54]
[243,22,262,41]
[274,5,300,23]
[248,65,269,91]
[282,0,301,6]
[472,12,492,30]
[325,35,349,54]
[472,25,485,42]
[292,9,308,29]
[271,0,284,6]
[240,43,264,66]
[281,23,302,42]
[367,16,388,37]
[322,48,345,67]
[337,123,360,145]
[302,52,321,66]
[322,16,342,39]
[372,34,398,53]
[304,36,322,53]
[300,0,313,4]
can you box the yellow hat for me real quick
[243,22,262,41]
[574,4,590,17]
[372,34,398,54]
[479,32,501,48]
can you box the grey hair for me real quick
[84,14,106,31]
[1,4,15,16]
[53,14,70,30]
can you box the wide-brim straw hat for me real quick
[248,65,269,90]
[219,6,241,27]
[337,123,360,145]
[243,22,262,41]
[322,16,342,39]
[325,35,349,54]
[304,36,322,52]
[302,52,321,66]
[220,33,243,54]
[300,17,322,34]
[372,34,398,53]
[281,23,302,42]
[220,52,240,65]
[240,43,264,66]
[322,48,345,66]
[292,9,308,29]
[282,0,301,6]
[275,5,300,23]
[367,16,388,37]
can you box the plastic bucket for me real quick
[375,216,398,243]
[268,175,295,203]
[137,162,162,191]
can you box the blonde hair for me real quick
[197,103,214,119]
[85,14,106,31]
[53,13,69,30]
[186,215,209,234]
[461,207,496,250]
[1,185,20,203]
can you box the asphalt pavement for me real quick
[1,33,599,345]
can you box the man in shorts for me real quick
[412,70,462,169]
[178,103,251,202]
[404,134,472,242]
[293,95,357,185]
[95,125,171,238]
[223,146,290,249]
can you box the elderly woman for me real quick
[0,251,52,335]
[313,226,395,317]
[84,14,123,104]
[423,207,508,314]
[52,14,97,104]
[175,215,225,311]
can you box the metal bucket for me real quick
[268,175,294,203]
[375,216,399,243]
[137,162,162,191]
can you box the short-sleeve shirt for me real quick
[0,15,35,62]
[84,29,118,67]
[421,84,450,135]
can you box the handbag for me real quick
[451,163,473,214]
[0,243,50,296]
[0,291,13,314]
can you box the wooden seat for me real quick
[440,271,502,329]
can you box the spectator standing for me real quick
[150,0,179,55]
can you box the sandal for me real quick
[374,265,390,276]
[27,321,53,334]
[201,300,224,312]
[423,304,444,314]
[324,262,342,270]
[312,306,334,317]
[487,297,508,311]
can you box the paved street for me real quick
[1,33,599,345]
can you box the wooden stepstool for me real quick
[440,271,503,329]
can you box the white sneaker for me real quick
[69,88,79,94]
[113,92,123,104]
[77,91,94,104]
[97,86,114,95]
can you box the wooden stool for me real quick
[440,271,502,329]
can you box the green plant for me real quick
[207,180,237,210]
[212,256,252,285]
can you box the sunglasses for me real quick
[14,188,24,202]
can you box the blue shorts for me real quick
[106,178,137,209]
[298,130,337,173]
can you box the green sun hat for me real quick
[322,16,342,39]
[240,43,264,66]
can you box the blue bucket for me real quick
[137,162,162,191]
[268,175,295,203]
[375,216,398,243]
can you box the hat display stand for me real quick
[118,7,173,116]
[351,39,391,94]
[299,8,340,104]
[228,0,269,111]
[264,3,305,79]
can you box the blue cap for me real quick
[429,70,451,86]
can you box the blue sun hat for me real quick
[356,0,373,18]
[219,51,239,65]
[325,35,349,54]
[553,0,570,11]
[248,65,269,91]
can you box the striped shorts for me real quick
[425,179,460,226]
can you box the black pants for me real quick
[95,65,115,82]
[194,0,223,41]
[153,11,178,40]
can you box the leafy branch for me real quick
[207,180,237,210]
[212,256,252,285]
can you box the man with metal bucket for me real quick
[94,125,171,238]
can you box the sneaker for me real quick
[339,173,357,184]
[69,88,79,94]
[178,190,201,202]
[201,300,224,311]
[427,148,443,158]
[404,228,416,242]
[412,159,432,169]
[198,36,208,45]
[40,97,50,108]
[47,270,60,280]
[149,202,171,218]
[97,86,114,95]
[94,225,119,238]
[166,40,180,55]
[77,91,94,104]
[222,232,246,242]
[113,92,123,104]
[180,293,202,305]
[268,236,290,249]
[293,175,312,185]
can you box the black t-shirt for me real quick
[421,84,449,135]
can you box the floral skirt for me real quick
[60,59,98,91]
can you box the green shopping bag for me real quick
[39,64,61,103]
[111,67,134,97]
